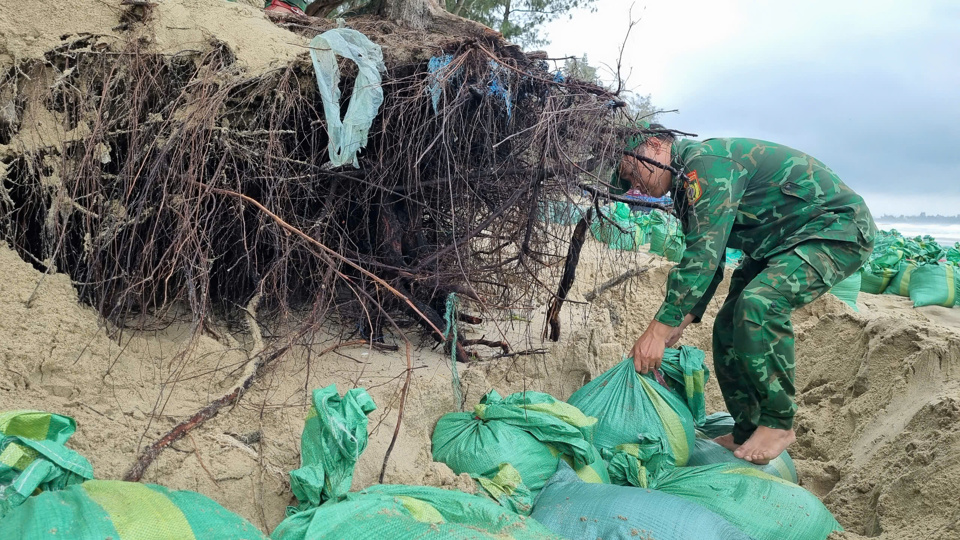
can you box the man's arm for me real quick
[654,156,747,325]
[631,156,747,373]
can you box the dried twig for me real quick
[583,266,649,302]
[379,340,412,483]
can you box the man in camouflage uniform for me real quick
[624,133,876,463]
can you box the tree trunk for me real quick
[377,0,498,36]
[378,0,447,29]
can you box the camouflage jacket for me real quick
[655,138,877,327]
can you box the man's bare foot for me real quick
[733,426,796,465]
[714,433,740,452]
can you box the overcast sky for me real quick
[543,0,960,216]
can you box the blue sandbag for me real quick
[531,463,751,540]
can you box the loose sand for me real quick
[1,1,958,537]
[2,239,958,538]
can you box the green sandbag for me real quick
[289,385,376,511]
[530,462,751,540]
[274,387,562,540]
[0,411,77,445]
[947,244,960,264]
[860,266,898,294]
[1,480,268,540]
[474,463,534,516]
[694,411,735,439]
[567,348,704,466]
[539,200,585,226]
[690,412,797,483]
[274,483,561,540]
[657,346,709,425]
[648,463,843,540]
[687,439,798,483]
[649,210,684,260]
[884,261,917,297]
[432,390,609,496]
[908,263,958,307]
[589,202,647,251]
[828,271,861,310]
[0,411,94,518]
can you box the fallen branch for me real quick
[583,266,649,302]
[493,348,548,359]
[379,340,412,483]
[542,210,592,342]
[462,338,510,355]
[123,345,290,481]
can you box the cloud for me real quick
[543,0,960,215]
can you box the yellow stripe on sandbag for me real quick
[0,410,51,440]
[770,456,793,482]
[396,496,445,524]
[0,442,39,470]
[574,463,605,484]
[946,266,955,307]
[83,481,196,540]
[637,376,689,466]
[899,264,915,296]
[721,466,795,486]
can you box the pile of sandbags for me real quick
[430,347,843,540]
[861,230,959,308]
[275,386,562,540]
[0,411,267,540]
[588,204,685,261]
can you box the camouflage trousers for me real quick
[714,240,871,444]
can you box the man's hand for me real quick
[629,320,674,374]
[664,314,697,348]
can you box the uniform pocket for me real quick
[793,241,863,289]
[779,181,818,202]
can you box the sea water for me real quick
[875,222,960,246]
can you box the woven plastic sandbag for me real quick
[687,439,798,483]
[567,352,699,466]
[432,390,609,496]
[648,212,668,253]
[694,411,736,439]
[589,203,646,251]
[0,411,94,518]
[289,385,376,511]
[273,483,561,540]
[539,200,586,226]
[688,412,797,483]
[0,411,77,445]
[908,263,959,307]
[828,271,861,310]
[530,462,751,540]
[649,464,842,540]
[473,463,534,516]
[884,261,917,297]
[947,244,960,264]
[902,235,944,263]
[309,28,386,168]
[860,265,898,294]
[0,480,267,540]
